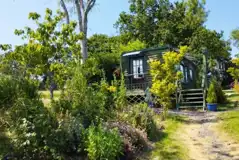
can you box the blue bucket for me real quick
[207,103,217,111]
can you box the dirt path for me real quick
[174,111,239,160]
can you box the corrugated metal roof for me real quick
[122,51,141,56]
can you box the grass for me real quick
[39,90,61,106]
[227,95,239,102]
[143,115,189,160]
[39,90,61,99]
[217,102,238,111]
[218,110,239,142]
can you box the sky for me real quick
[0,0,239,56]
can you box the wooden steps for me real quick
[178,88,205,109]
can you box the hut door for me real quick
[131,57,144,84]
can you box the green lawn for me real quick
[218,110,239,142]
[39,90,61,106]
[143,115,189,160]
[217,102,238,111]
[39,90,61,99]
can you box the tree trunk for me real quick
[74,0,95,63]
[50,88,54,100]
[80,36,88,62]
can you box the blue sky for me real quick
[0,0,239,56]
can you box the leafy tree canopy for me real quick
[0,8,82,89]
[115,0,230,60]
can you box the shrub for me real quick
[52,113,86,157]
[6,97,60,159]
[51,98,73,114]
[118,104,159,141]
[105,121,153,158]
[207,81,217,104]
[64,65,108,127]
[0,76,39,109]
[215,82,227,104]
[149,46,187,119]
[85,124,123,160]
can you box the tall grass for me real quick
[218,110,239,142]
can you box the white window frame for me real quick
[189,69,193,80]
[132,59,144,79]
[180,65,184,82]
[185,67,188,83]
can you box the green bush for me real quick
[215,82,227,104]
[0,76,87,159]
[0,76,39,109]
[52,113,86,157]
[105,121,153,158]
[61,65,111,127]
[118,104,159,141]
[85,124,123,160]
[51,98,73,114]
[207,81,217,104]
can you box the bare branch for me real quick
[60,0,70,24]
[85,0,96,16]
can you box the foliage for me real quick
[110,75,127,111]
[88,35,146,82]
[0,76,39,109]
[88,34,121,55]
[0,8,82,90]
[206,80,217,104]
[120,104,159,141]
[149,46,187,119]
[85,124,123,160]
[227,58,239,81]
[118,40,146,53]
[0,76,57,159]
[105,121,152,159]
[231,28,239,49]
[189,27,231,59]
[0,75,88,159]
[215,82,227,104]
[115,0,207,47]
[115,0,231,73]
[54,64,108,126]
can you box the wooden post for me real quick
[176,80,179,110]
[202,50,208,111]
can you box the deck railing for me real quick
[125,82,150,91]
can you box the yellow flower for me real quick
[107,86,117,93]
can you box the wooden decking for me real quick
[177,88,205,110]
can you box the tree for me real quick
[87,34,146,82]
[60,0,96,62]
[0,8,82,98]
[149,46,188,119]
[231,28,239,48]
[115,0,207,47]
[189,27,231,59]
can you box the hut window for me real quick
[185,67,188,82]
[180,65,184,82]
[189,69,193,80]
[133,59,144,79]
